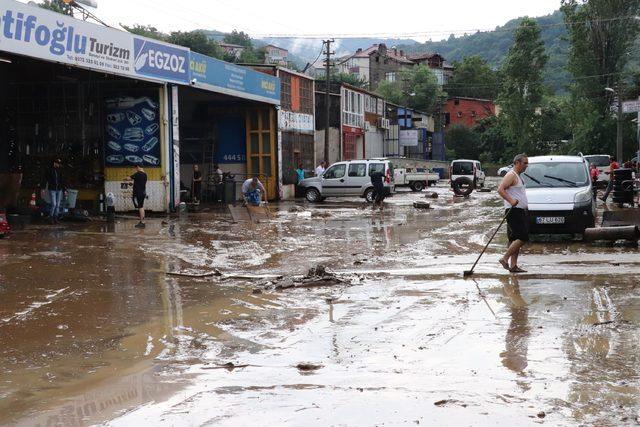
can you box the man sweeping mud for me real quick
[498,154,529,273]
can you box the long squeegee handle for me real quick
[467,207,512,274]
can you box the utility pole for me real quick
[616,81,624,162]
[323,39,334,164]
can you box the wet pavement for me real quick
[1,184,639,426]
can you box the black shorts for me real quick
[506,208,529,242]
[373,184,386,202]
[133,193,146,209]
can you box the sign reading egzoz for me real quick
[133,38,189,84]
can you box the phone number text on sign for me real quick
[223,154,246,162]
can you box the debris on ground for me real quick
[264,265,348,291]
[296,363,323,371]
[413,201,431,209]
[202,362,251,371]
[452,177,474,196]
[425,192,439,199]
[311,211,332,218]
[166,268,222,278]
[537,411,546,419]
[477,188,492,193]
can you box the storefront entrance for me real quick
[0,53,165,213]
[247,108,277,200]
[177,87,277,203]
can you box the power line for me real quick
[251,15,640,39]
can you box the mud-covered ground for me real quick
[1,184,639,426]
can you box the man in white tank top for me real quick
[497,154,529,273]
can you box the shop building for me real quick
[0,0,280,213]
[251,65,315,199]
[179,54,280,204]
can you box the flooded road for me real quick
[1,186,639,426]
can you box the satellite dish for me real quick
[63,0,98,8]
[76,0,98,8]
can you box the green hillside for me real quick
[400,10,571,92]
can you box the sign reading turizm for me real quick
[0,0,189,84]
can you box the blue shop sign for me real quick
[133,38,189,84]
[190,52,280,105]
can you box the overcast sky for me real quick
[30,0,561,41]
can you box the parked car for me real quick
[449,159,485,188]
[522,155,595,235]
[583,154,611,186]
[394,167,439,191]
[300,159,395,203]
[498,164,513,177]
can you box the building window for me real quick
[281,73,291,111]
[299,78,313,115]
[385,72,396,82]
[471,111,476,117]
[456,111,463,118]
[454,99,460,105]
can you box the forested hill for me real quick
[400,10,571,92]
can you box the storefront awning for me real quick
[0,0,279,104]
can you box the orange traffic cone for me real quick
[29,192,37,210]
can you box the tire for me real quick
[305,188,321,203]
[452,177,474,196]
[364,187,376,203]
[411,181,424,192]
[499,171,507,177]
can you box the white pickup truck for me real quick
[394,168,440,192]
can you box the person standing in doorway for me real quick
[125,165,147,228]
[315,161,326,177]
[498,154,529,273]
[213,164,223,202]
[295,163,306,184]
[41,158,66,224]
[192,164,202,204]
[600,156,619,202]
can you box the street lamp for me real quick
[605,86,623,162]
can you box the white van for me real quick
[583,154,610,185]
[450,159,486,188]
[522,155,595,235]
[300,159,395,203]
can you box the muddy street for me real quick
[1,186,639,426]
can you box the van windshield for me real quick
[522,162,589,188]
[585,155,610,167]
[452,162,473,175]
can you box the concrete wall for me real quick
[365,130,384,158]
[314,128,341,165]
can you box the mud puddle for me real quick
[1,187,638,426]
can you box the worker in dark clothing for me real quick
[370,168,386,211]
[124,165,147,228]
[40,158,66,224]
[192,164,202,203]
[601,156,619,202]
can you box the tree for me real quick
[446,124,482,159]
[445,56,500,100]
[121,24,166,41]
[376,65,443,113]
[474,116,509,163]
[223,30,253,48]
[561,0,640,157]
[166,31,223,59]
[497,18,548,154]
[39,0,73,15]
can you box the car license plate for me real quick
[536,216,565,225]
